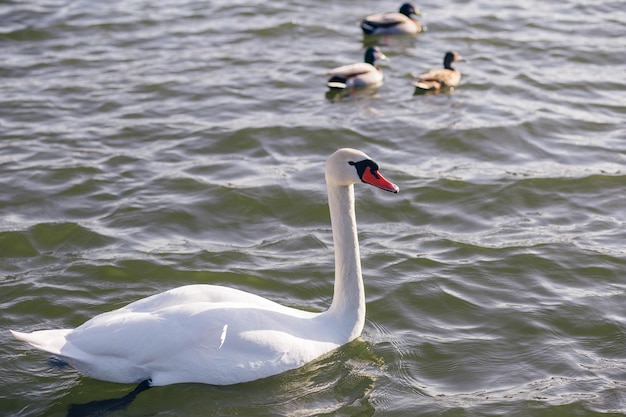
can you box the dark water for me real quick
[1,0,625,416]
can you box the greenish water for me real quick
[1,0,625,416]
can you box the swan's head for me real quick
[326,148,399,193]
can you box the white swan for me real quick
[11,148,398,386]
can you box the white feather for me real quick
[11,148,398,386]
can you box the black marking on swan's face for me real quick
[349,159,380,181]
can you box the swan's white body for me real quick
[11,148,398,386]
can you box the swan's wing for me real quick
[65,303,226,358]
[67,298,316,360]
[13,285,322,385]
[120,284,284,313]
[12,285,289,361]
[63,302,322,385]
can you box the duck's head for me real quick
[443,51,462,70]
[399,3,421,19]
[364,46,387,66]
[326,148,398,193]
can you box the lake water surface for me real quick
[1,0,625,416]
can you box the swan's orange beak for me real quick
[362,166,399,193]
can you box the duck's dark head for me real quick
[399,3,421,19]
[443,51,462,70]
[364,46,387,66]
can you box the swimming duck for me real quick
[327,47,387,90]
[11,148,399,387]
[413,51,462,93]
[360,3,423,36]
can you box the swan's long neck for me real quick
[326,182,365,340]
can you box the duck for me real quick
[413,51,463,93]
[360,3,423,36]
[326,47,387,90]
[11,148,399,387]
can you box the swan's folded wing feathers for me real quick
[65,299,315,358]
[66,303,228,360]
[119,284,278,313]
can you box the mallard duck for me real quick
[327,47,387,90]
[360,3,423,36]
[413,51,462,93]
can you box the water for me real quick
[1,0,625,415]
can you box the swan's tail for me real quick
[11,329,72,356]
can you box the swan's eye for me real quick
[349,159,380,182]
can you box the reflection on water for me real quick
[66,380,151,417]
[325,83,383,102]
[56,340,380,416]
